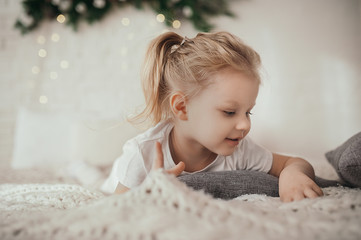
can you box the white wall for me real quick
[0,0,360,173]
[213,0,361,163]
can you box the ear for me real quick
[169,92,188,121]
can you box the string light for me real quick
[51,33,60,42]
[121,62,128,72]
[183,6,193,17]
[172,20,181,29]
[39,95,48,104]
[93,0,106,9]
[38,49,47,58]
[17,0,233,34]
[31,66,40,74]
[156,14,165,23]
[60,60,69,69]
[37,35,46,44]
[75,2,87,13]
[56,14,66,23]
[58,0,71,11]
[121,18,130,26]
[50,71,58,79]
[120,47,128,56]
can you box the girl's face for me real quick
[183,67,259,156]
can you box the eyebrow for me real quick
[221,101,256,109]
[223,101,239,108]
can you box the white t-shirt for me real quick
[101,121,273,193]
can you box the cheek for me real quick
[191,111,222,137]
[202,117,231,141]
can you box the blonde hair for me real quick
[132,31,261,126]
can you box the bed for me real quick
[1,132,360,240]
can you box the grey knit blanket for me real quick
[1,169,360,240]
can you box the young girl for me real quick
[101,31,324,202]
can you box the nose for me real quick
[235,115,251,133]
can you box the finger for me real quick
[280,192,293,202]
[293,192,305,202]
[166,161,185,176]
[303,187,319,199]
[152,142,164,170]
[281,196,292,203]
[312,185,324,196]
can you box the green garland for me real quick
[15,0,235,34]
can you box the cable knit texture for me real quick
[1,169,360,240]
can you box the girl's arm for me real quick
[268,153,323,202]
[114,142,185,194]
[114,183,129,194]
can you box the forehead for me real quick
[202,68,259,104]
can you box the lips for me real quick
[225,137,241,146]
[226,138,240,141]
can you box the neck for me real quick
[169,126,217,172]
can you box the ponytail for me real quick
[131,32,183,126]
[130,31,261,127]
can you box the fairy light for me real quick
[60,60,69,69]
[121,62,128,72]
[51,33,60,42]
[37,35,46,44]
[39,95,48,104]
[56,14,66,23]
[31,66,40,74]
[93,0,106,8]
[38,49,47,58]
[156,14,165,23]
[50,71,58,79]
[183,6,193,17]
[121,18,130,26]
[75,2,87,13]
[172,20,181,29]
[120,47,128,56]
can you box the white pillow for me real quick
[70,119,142,167]
[12,108,142,169]
[12,108,74,169]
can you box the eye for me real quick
[246,111,253,117]
[223,111,236,116]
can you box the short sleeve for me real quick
[236,137,273,173]
[100,139,147,193]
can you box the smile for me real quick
[225,138,240,146]
[226,138,239,141]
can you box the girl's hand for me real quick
[279,168,323,202]
[114,142,185,194]
[152,142,185,176]
[269,153,323,202]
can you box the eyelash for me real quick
[223,111,236,116]
[223,111,253,116]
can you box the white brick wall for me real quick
[0,0,21,166]
[1,0,360,169]
[0,0,182,167]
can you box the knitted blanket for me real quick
[1,169,360,240]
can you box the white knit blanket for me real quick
[1,169,360,240]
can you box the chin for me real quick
[215,148,236,157]
[221,152,234,157]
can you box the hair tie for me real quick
[171,36,192,54]
[180,37,186,46]
[180,36,192,46]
